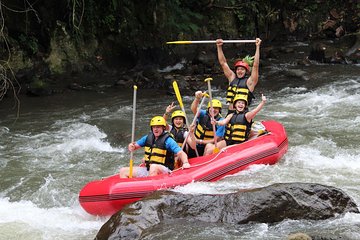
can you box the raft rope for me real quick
[172,131,272,173]
[99,132,271,179]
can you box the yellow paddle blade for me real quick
[166,41,193,44]
[213,147,220,154]
[172,81,184,108]
[129,159,133,178]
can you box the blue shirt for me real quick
[198,109,225,137]
[136,133,182,154]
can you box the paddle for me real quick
[166,40,256,44]
[204,78,219,154]
[129,85,137,178]
[172,80,199,157]
[181,93,208,150]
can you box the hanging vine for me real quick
[0,0,40,116]
[70,0,85,30]
[0,1,20,110]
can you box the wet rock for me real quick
[95,183,359,240]
[308,43,326,63]
[68,83,83,91]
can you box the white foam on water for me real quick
[0,197,107,240]
[287,137,360,170]
[172,164,273,195]
[158,59,186,73]
[16,122,123,155]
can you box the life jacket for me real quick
[170,125,187,147]
[144,131,174,170]
[195,113,222,140]
[226,77,254,106]
[224,110,252,144]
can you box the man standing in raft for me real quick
[216,38,262,114]
[119,116,190,178]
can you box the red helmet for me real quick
[234,61,250,74]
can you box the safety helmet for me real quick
[234,60,250,74]
[233,94,248,106]
[171,110,186,124]
[150,116,166,127]
[207,99,222,109]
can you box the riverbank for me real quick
[7,34,359,100]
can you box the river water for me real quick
[0,60,360,239]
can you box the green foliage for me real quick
[30,77,47,89]
[18,34,39,56]
[74,0,204,45]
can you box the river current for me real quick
[0,61,360,239]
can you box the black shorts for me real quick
[187,144,205,158]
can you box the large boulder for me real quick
[95,182,359,240]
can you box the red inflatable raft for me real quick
[79,120,288,216]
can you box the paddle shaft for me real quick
[129,85,137,178]
[167,40,256,44]
[181,95,207,150]
[205,78,218,149]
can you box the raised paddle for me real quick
[172,81,190,128]
[172,80,199,157]
[204,78,219,154]
[129,85,137,178]
[166,40,256,44]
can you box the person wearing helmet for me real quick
[189,91,225,157]
[119,116,190,178]
[204,94,267,154]
[163,103,196,168]
[216,38,262,114]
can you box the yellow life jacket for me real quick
[226,77,254,106]
[224,110,252,144]
[144,132,174,170]
[195,113,222,140]
[170,125,187,147]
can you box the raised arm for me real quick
[247,38,262,92]
[191,91,203,114]
[245,94,266,122]
[213,113,233,126]
[163,102,175,130]
[216,39,236,83]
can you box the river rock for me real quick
[95,182,359,240]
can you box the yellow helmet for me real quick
[150,116,166,127]
[233,94,248,106]
[171,110,186,123]
[207,99,222,109]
